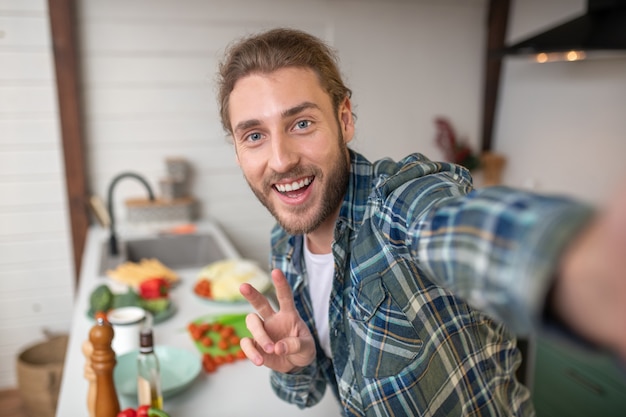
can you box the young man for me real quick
[217,28,626,416]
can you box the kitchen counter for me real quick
[55,221,342,416]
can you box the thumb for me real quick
[275,336,302,356]
[275,336,315,368]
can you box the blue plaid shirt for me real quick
[268,150,592,416]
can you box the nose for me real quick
[268,132,299,173]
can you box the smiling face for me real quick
[228,67,354,235]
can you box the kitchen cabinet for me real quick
[532,335,626,416]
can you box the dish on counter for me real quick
[106,258,180,288]
[187,313,251,373]
[87,301,176,324]
[114,346,201,398]
[193,259,271,303]
[87,282,176,324]
[188,313,251,356]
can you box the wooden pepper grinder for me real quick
[89,316,120,417]
[82,339,96,417]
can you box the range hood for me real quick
[502,0,626,62]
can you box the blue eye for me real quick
[295,120,311,130]
[247,132,262,142]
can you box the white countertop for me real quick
[56,221,342,416]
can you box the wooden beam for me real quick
[481,0,510,152]
[48,0,89,286]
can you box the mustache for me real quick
[264,167,318,187]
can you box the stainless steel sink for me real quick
[99,233,227,275]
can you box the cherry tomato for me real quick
[137,405,150,417]
[117,408,137,417]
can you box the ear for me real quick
[338,97,355,144]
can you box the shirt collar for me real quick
[336,149,374,235]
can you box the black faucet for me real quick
[107,172,156,256]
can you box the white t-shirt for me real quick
[303,238,334,358]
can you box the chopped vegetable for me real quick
[193,278,212,299]
[136,405,150,417]
[147,407,171,417]
[139,297,170,314]
[187,315,250,373]
[89,284,114,313]
[139,277,170,299]
[118,405,170,417]
[116,408,137,417]
[111,287,140,309]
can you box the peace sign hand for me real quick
[239,269,316,373]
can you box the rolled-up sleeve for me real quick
[270,364,327,409]
[409,183,594,335]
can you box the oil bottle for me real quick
[137,327,163,409]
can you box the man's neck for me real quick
[305,207,340,255]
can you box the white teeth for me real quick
[276,177,312,193]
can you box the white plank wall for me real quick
[0,0,75,388]
[78,0,487,267]
[79,2,331,263]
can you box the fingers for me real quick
[240,330,309,369]
[245,312,275,354]
[239,269,311,372]
[240,315,302,370]
[240,311,275,367]
[240,282,275,319]
[240,336,264,366]
[275,335,316,368]
[240,269,296,317]
[274,336,301,356]
[271,269,297,313]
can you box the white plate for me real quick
[114,346,201,398]
[195,259,271,301]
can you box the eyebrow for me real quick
[281,101,320,119]
[233,118,262,135]
[233,101,321,136]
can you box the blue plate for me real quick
[114,346,201,398]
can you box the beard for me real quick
[244,136,350,236]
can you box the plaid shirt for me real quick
[268,150,592,417]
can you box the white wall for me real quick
[0,0,75,388]
[78,0,487,268]
[496,0,626,204]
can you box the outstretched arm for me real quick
[409,173,625,362]
[552,185,626,361]
[239,269,316,373]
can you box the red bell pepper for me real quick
[139,277,170,299]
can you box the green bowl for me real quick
[114,345,201,398]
